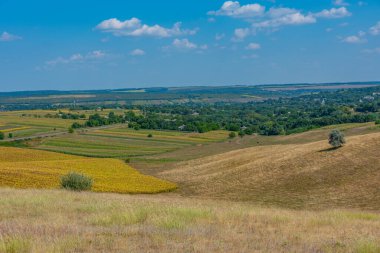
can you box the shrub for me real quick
[238,130,245,138]
[147,133,153,138]
[8,133,13,138]
[375,119,380,125]
[68,127,74,133]
[328,129,346,148]
[0,132,4,140]
[60,172,93,191]
[229,132,236,138]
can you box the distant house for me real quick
[241,126,247,131]
[363,96,375,101]
[178,125,186,131]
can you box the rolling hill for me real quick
[161,132,380,210]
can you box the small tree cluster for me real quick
[60,172,93,191]
[328,130,346,148]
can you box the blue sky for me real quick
[0,0,379,91]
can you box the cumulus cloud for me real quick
[208,2,352,34]
[215,33,225,40]
[45,50,107,67]
[208,1,265,18]
[253,12,316,28]
[342,35,366,44]
[369,21,380,35]
[333,0,349,6]
[0,31,22,42]
[314,7,351,19]
[130,49,146,56]
[172,38,198,49]
[169,39,208,51]
[246,43,261,50]
[232,28,250,41]
[362,47,380,54]
[96,18,197,38]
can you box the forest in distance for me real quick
[18,84,380,136]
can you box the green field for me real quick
[32,126,229,160]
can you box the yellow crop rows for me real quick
[0,147,177,193]
[0,126,31,132]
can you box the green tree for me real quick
[238,130,245,138]
[60,172,93,191]
[0,132,4,140]
[229,132,236,138]
[8,133,13,138]
[328,129,346,148]
[68,127,74,134]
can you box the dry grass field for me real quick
[0,188,379,253]
[161,132,380,210]
[0,147,176,193]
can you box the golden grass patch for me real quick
[0,147,176,193]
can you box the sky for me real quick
[0,0,380,91]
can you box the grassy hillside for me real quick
[0,147,176,193]
[161,132,380,210]
[0,189,379,253]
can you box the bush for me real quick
[238,130,245,138]
[60,172,93,191]
[147,133,153,138]
[328,129,346,148]
[229,132,236,138]
[0,132,4,140]
[375,119,380,125]
[8,133,13,138]
[68,127,74,133]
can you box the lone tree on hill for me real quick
[328,129,346,148]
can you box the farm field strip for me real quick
[30,128,229,159]
[0,147,176,193]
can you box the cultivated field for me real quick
[0,189,379,253]
[0,147,176,193]
[31,127,229,160]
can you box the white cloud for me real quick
[87,50,106,59]
[215,33,225,40]
[333,0,349,6]
[362,47,380,54]
[96,18,197,38]
[369,21,380,35]
[208,3,351,34]
[242,54,259,59]
[172,38,198,49]
[342,35,366,44]
[246,43,261,50]
[45,50,107,67]
[130,49,146,56]
[96,18,141,30]
[233,28,250,41]
[314,7,351,19]
[170,39,207,51]
[253,12,316,28]
[267,7,298,18]
[0,31,22,42]
[208,1,265,18]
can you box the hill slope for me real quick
[161,132,380,210]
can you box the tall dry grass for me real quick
[0,188,379,253]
